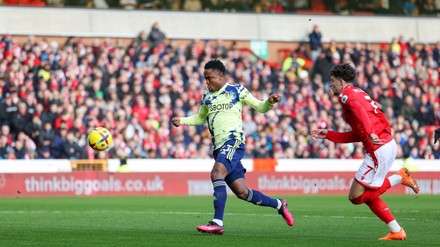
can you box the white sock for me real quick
[388,174,402,187]
[276,199,282,210]
[212,219,223,227]
[387,220,401,232]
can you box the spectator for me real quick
[14,139,26,159]
[147,22,166,49]
[38,145,54,159]
[253,0,268,13]
[374,0,391,14]
[242,111,257,136]
[400,95,417,120]
[0,92,18,128]
[403,0,419,15]
[267,0,284,13]
[132,97,149,122]
[0,135,12,159]
[63,0,87,7]
[420,0,438,15]
[0,125,14,145]
[324,0,337,12]
[52,127,67,159]
[138,0,155,9]
[46,0,64,7]
[38,122,56,149]
[201,0,222,11]
[183,0,202,11]
[222,0,244,12]
[26,114,42,142]
[40,103,59,126]
[54,110,73,130]
[390,0,405,14]
[281,51,306,78]
[309,24,323,62]
[125,115,145,140]
[120,0,137,9]
[11,102,32,134]
[63,132,84,159]
[290,0,308,11]
[312,51,332,83]
[93,0,110,8]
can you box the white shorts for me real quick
[355,139,397,189]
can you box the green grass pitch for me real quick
[0,195,438,246]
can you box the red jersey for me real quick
[327,85,393,155]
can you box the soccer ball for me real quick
[88,127,113,151]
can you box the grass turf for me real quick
[0,195,438,246]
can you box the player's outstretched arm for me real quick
[311,129,360,143]
[242,90,282,113]
[174,104,208,127]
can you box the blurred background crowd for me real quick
[0,0,439,17]
[0,21,439,161]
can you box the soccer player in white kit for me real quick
[172,60,293,235]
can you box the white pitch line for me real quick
[0,210,421,221]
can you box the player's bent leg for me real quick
[228,178,249,200]
[350,180,405,240]
[396,168,420,193]
[349,179,392,205]
[229,178,278,207]
[366,197,398,226]
[229,178,294,227]
[348,180,367,204]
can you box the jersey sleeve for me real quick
[347,99,375,135]
[240,86,274,113]
[326,130,361,143]
[180,103,208,126]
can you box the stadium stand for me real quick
[0,24,439,160]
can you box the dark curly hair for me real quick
[204,59,226,75]
[330,63,357,83]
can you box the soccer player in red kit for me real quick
[310,64,420,240]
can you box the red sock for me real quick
[366,197,395,224]
[351,178,391,204]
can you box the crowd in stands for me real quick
[0,21,439,161]
[1,0,439,17]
